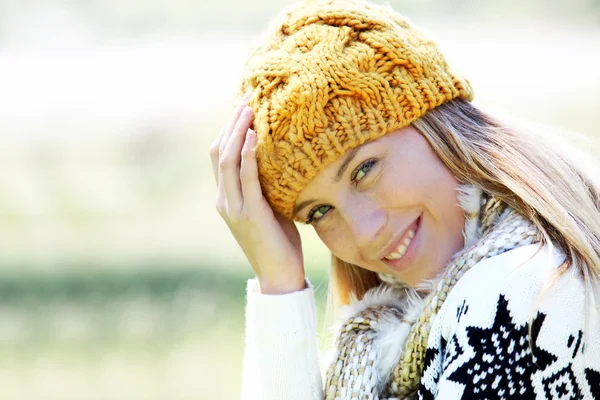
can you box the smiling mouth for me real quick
[381,215,421,261]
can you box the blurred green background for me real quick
[0,0,599,398]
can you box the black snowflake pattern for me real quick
[415,294,595,399]
[447,295,540,398]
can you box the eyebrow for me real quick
[334,147,361,183]
[293,147,362,216]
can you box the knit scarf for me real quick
[323,184,543,399]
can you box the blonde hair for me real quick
[327,99,600,319]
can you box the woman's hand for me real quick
[210,92,306,294]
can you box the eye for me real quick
[351,159,377,184]
[305,205,332,224]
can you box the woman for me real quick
[210,0,600,398]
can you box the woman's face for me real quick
[293,125,466,287]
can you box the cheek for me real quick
[377,161,430,206]
[420,166,466,262]
[314,225,360,263]
[390,149,460,214]
[427,165,464,224]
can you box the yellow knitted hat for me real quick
[238,0,474,220]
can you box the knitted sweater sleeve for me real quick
[419,243,600,399]
[241,277,324,400]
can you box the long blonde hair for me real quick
[328,99,600,317]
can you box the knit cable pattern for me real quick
[238,0,474,219]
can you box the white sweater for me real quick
[241,243,600,399]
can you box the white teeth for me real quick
[384,229,417,261]
[385,242,409,260]
[386,252,402,260]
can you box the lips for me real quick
[378,214,422,261]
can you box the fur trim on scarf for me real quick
[346,285,425,390]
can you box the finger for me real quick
[218,91,252,156]
[240,129,262,206]
[210,91,252,184]
[210,125,228,185]
[219,106,254,214]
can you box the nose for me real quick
[341,200,387,256]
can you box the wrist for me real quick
[258,277,307,294]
